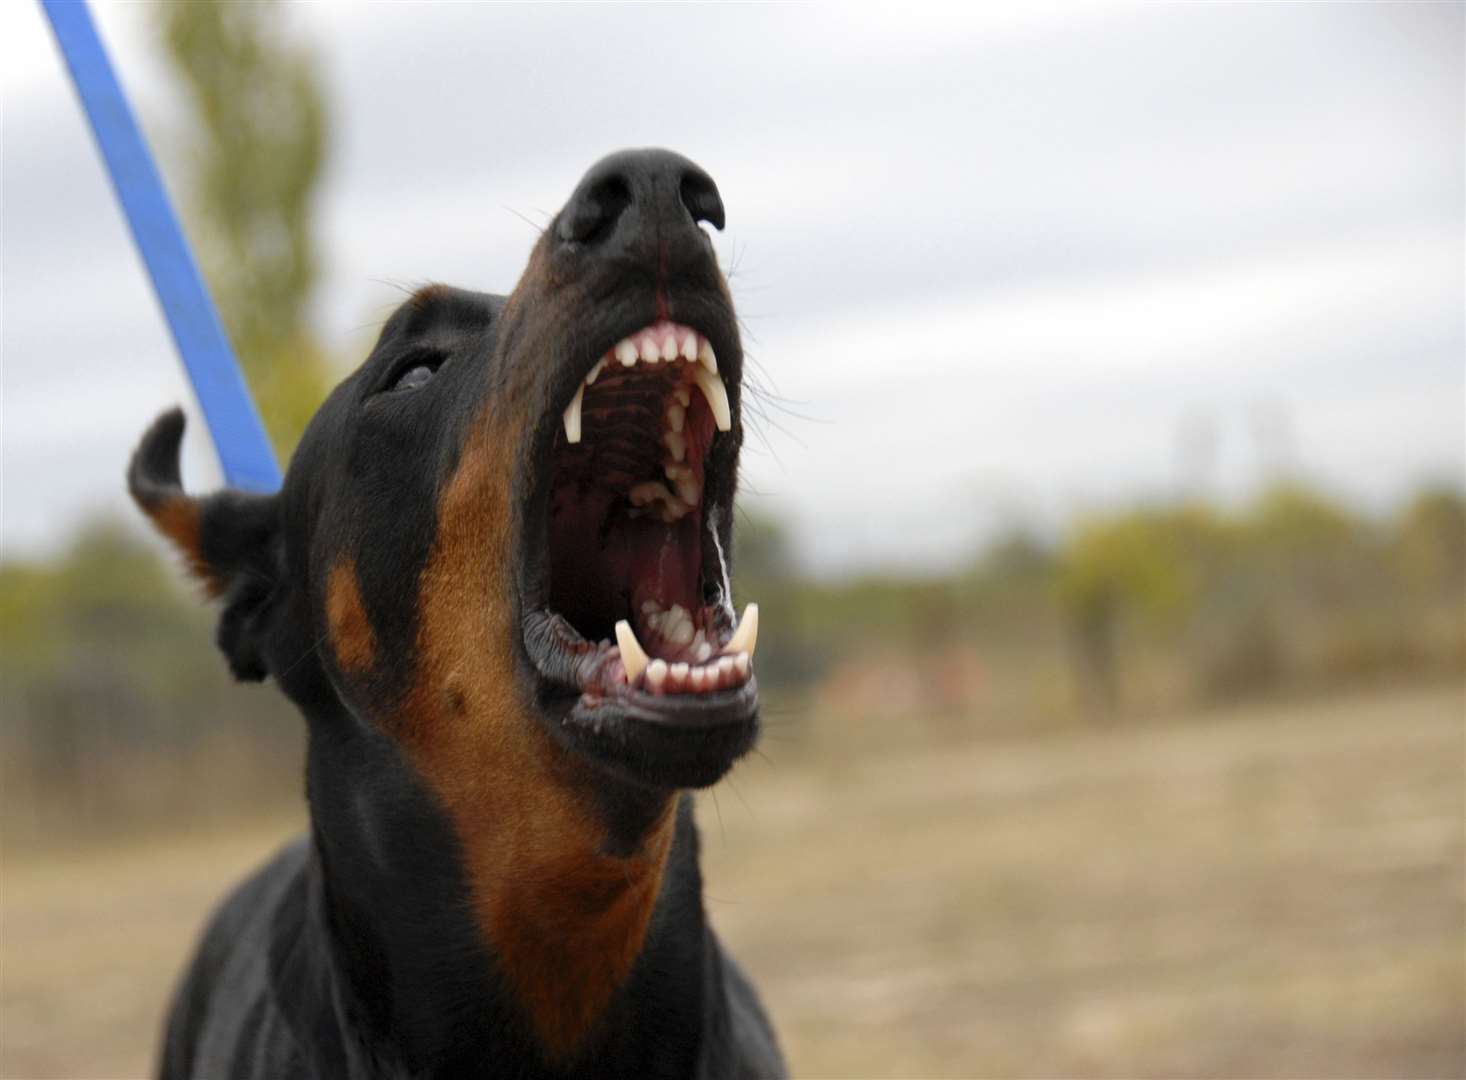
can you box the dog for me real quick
[129,149,785,1080]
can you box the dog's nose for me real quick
[556,149,724,257]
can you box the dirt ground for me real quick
[3,684,1462,1079]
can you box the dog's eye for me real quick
[392,364,437,392]
[380,351,446,395]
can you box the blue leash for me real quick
[40,0,282,492]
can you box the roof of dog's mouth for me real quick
[518,315,758,738]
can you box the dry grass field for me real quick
[3,683,1462,1079]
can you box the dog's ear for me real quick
[128,408,284,682]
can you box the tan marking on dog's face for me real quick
[326,560,375,673]
[386,312,675,1061]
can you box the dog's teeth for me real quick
[666,402,685,433]
[563,382,584,444]
[681,333,698,361]
[646,658,668,693]
[660,605,691,646]
[670,661,690,683]
[585,357,607,386]
[616,339,638,366]
[674,386,691,409]
[616,620,650,683]
[698,339,717,374]
[691,366,732,432]
[722,603,758,658]
[663,430,687,463]
[733,651,751,678]
[639,336,660,364]
[629,480,674,507]
[675,475,700,507]
[661,334,679,362]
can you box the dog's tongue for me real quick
[622,515,702,642]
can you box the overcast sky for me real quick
[3,2,1462,574]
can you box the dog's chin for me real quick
[534,681,759,792]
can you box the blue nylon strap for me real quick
[40,0,282,492]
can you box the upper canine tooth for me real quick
[698,339,717,374]
[615,620,650,683]
[722,603,758,658]
[615,339,638,366]
[638,336,660,364]
[563,382,584,444]
[680,332,698,361]
[691,366,732,432]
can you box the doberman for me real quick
[129,149,785,1080]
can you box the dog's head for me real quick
[129,149,759,795]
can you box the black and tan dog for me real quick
[129,150,784,1080]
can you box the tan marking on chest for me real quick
[391,400,674,1062]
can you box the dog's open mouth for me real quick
[521,318,758,751]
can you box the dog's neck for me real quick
[278,715,714,1078]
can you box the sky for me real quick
[3,2,1462,575]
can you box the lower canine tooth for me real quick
[563,382,584,444]
[722,603,758,658]
[692,366,732,431]
[616,620,650,683]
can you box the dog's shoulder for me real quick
[699,935,787,1080]
[159,836,311,1080]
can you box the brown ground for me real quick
[3,684,1463,1079]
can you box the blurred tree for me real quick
[1392,486,1466,599]
[1056,507,1222,716]
[154,0,332,456]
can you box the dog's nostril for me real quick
[559,174,633,246]
[680,172,725,232]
